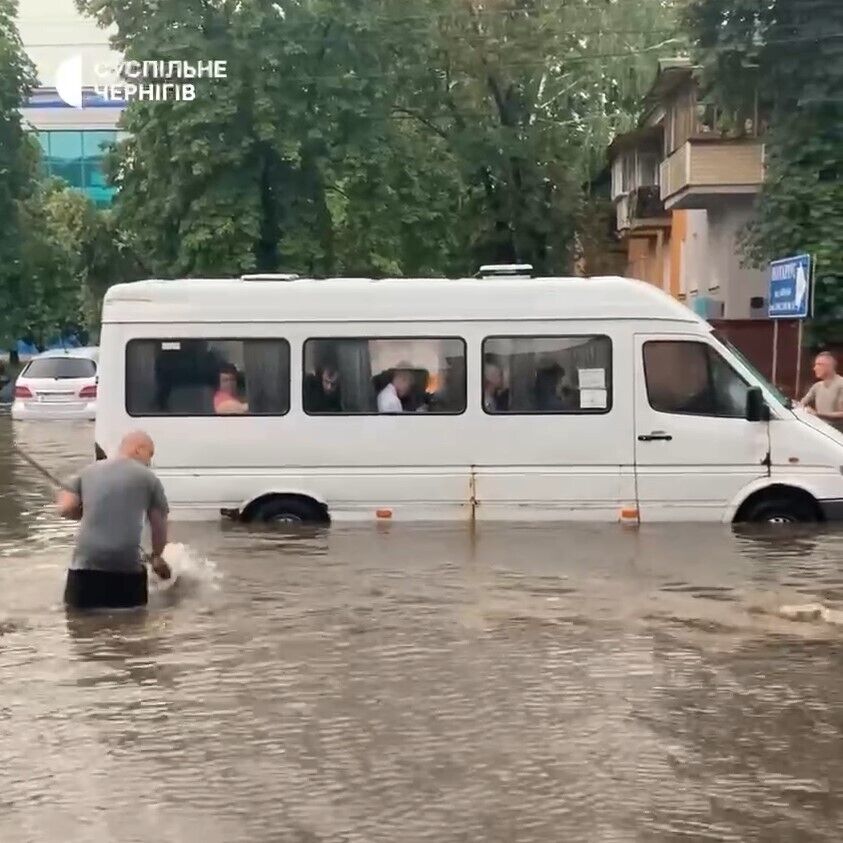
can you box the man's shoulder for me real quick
[89,458,156,482]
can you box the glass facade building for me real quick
[36,130,118,207]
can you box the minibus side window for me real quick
[126,338,290,416]
[481,335,612,414]
[302,338,466,415]
[643,341,748,418]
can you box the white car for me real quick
[11,347,99,421]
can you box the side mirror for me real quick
[745,386,770,422]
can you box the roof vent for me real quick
[241,273,300,282]
[476,263,534,278]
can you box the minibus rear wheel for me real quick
[740,494,819,525]
[246,495,328,526]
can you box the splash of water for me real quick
[777,603,843,625]
[149,542,221,595]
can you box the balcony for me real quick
[659,138,765,210]
[616,186,670,232]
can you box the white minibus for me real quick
[94,271,843,525]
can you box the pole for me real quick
[772,319,779,389]
[12,443,62,488]
[795,320,804,400]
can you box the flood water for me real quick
[2,417,843,842]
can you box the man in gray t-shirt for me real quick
[801,352,843,431]
[58,431,171,609]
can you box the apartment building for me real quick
[609,58,767,319]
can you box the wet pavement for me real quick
[2,416,843,841]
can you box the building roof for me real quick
[606,58,696,159]
[102,276,703,325]
[645,57,697,106]
[607,125,663,159]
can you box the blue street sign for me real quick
[768,254,812,319]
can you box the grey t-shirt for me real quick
[63,458,169,573]
[802,375,843,417]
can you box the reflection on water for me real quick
[2,416,843,841]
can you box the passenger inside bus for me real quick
[376,365,415,413]
[483,357,509,412]
[304,364,342,413]
[534,363,576,412]
[214,363,249,414]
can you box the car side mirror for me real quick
[746,386,770,422]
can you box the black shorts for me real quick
[64,568,148,610]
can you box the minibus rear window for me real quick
[126,338,290,416]
[482,335,612,414]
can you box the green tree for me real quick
[6,180,139,347]
[0,0,37,352]
[688,0,843,343]
[82,0,682,278]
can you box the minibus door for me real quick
[633,334,769,521]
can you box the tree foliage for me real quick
[688,0,843,343]
[10,181,141,346]
[0,0,145,349]
[80,0,682,278]
[0,0,37,348]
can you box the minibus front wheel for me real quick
[736,488,820,525]
[242,494,329,526]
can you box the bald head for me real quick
[813,351,838,382]
[118,430,155,465]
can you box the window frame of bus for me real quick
[301,336,468,416]
[481,334,613,415]
[642,339,749,418]
[125,337,292,418]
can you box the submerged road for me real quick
[2,417,843,841]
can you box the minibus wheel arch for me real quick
[733,485,822,524]
[240,493,330,525]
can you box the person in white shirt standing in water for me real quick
[57,431,171,610]
[800,352,843,428]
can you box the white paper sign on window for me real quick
[578,368,606,389]
[580,388,607,410]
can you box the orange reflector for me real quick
[620,507,639,522]
[376,509,393,519]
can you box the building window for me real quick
[482,336,612,414]
[637,152,659,187]
[82,131,118,206]
[126,339,290,417]
[36,130,118,207]
[303,338,466,414]
[643,341,748,417]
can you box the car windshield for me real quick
[712,332,792,409]
[23,357,96,380]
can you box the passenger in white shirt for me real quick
[377,368,414,413]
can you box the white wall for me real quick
[680,210,708,302]
[679,204,765,318]
[17,0,118,88]
[17,0,123,130]
[707,201,766,318]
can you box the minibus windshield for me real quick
[712,331,793,409]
